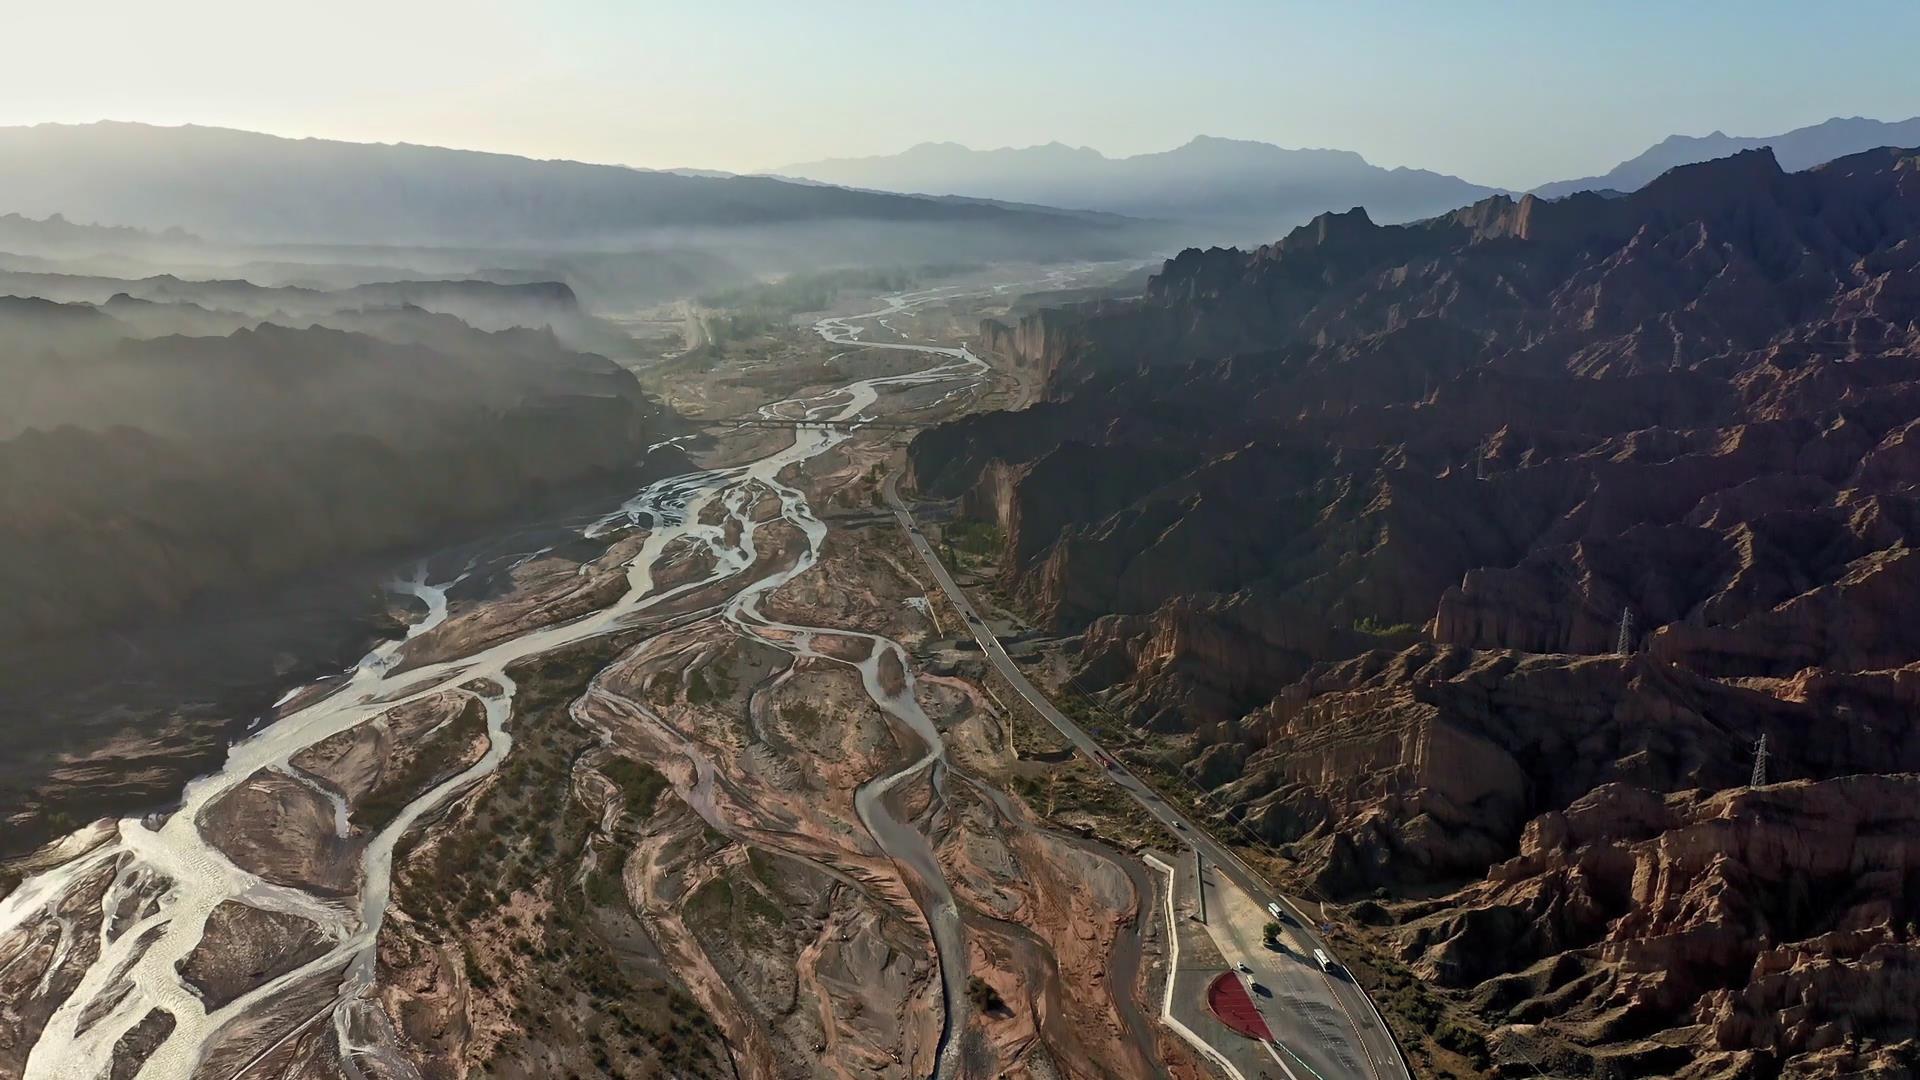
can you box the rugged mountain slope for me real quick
[0,122,1137,250]
[778,135,1502,239]
[0,303,676,642]
[1532,114,1920,199]
[0,280,685,860]
[908,147,1920,1077]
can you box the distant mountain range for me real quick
[5,117,1919,254]
[777,135,1503,236]
[1529,114,1920,199]
[778,117,1920,240]
[0,123,1139,251]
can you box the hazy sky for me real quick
[9,1,1918,188]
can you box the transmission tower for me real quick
[1616,607,1635,655]
[1752,734,1770,787]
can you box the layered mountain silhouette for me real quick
[0,278,678,645]
[1532,114,1920,199]
[11,119,1917,256]
[0,123,1136,249]
[781,118,1920,241]
[777,135,1503,237]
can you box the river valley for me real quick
[0,274,1195,1080]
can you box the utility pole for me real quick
[1194,849,1208,925]
[1752,734,1770,787]
[1616,607,1635,655]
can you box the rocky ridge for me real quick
[908,147,1920,1076]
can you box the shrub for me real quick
[599,757,670,819]
[1435,1019,1490,1065]
[965,975,1006,1014]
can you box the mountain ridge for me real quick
[1530,113,1920,198]
[776,134,1503,239]
[905,142,1920,1077]
[779,116,1920,235]
[0,122,1137,250]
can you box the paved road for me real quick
[1206,864,1377,1080]
[884,474,1409,1080]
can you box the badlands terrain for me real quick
[909,147,1920,1077]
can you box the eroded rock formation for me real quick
[910,146,1920,1075]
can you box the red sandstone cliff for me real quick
[908,146,1920,1077]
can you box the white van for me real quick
[1267,902,1284,920]
[1313,948,1336,973]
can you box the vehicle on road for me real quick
[1267,902,1284,919]
[1250,981,1270,997]
[1314,948,1336,973]
[1236,962,1252,974]
[1173,820,1185,830]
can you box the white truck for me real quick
[1313,948,1337,973]
[1267,902,1284,920]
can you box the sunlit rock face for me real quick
[910,146,1920,1074]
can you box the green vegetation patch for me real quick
[942,519,1004,560]
[965,975,1006,1014]
[781,699,828,739]
[357,696,488,832]
[1361,951,1492,1078]
[386,632,723,1076]
[686,865,788,950]
[600,756,670,821]
[685,659,739,707]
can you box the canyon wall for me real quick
[907,147,1920,1075]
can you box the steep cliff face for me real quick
[1216,647,1920,1075]
[908,146,1920,1075]
[909,146,1920,687]
[1404,775,1920,1078]
[975,306,1098,390]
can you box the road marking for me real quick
[1321,973,1389,1080]
[1268,1038,1337,1080]
[1265,1041,1305,1080]
[1143,854,1250,1080]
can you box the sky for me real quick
[8,0,1919,189]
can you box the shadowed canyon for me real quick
[908,146,1920,1078]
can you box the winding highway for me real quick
[883,473,1410,1080]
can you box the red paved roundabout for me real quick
[1205,971,1274,1041]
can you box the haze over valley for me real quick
[4,6,1920,1080]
